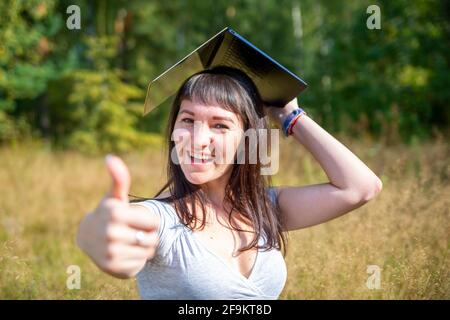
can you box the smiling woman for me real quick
[76,65,382,300]
[129,67,288,299]
[149,66,284,254]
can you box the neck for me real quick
[202,165,234,204]
[201,179,227,208]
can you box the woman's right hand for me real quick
[76,155,160,279]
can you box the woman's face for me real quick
[172,99,244,186]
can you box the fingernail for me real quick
[105,154,113,164]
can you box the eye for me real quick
[213,123,229,130]
[181,118,194,124]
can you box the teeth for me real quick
[188,151,213,161]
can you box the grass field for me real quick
[0,134,448,299]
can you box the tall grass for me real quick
[0,135,448,299]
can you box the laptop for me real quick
[144,26,308,115]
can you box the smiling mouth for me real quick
[187,151,214,164]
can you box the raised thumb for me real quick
[105,154,131,203]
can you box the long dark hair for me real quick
[132,66,287,255]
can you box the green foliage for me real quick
[60,35,160,153]
[0,0,56,140]
[285,0,450,143]
[0,0,76,142]
[0,0,449,150]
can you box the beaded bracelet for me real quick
[282,108,307,136]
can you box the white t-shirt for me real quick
[133,189,287,299]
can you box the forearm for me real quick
[265,99,382,228]
[290,113,382,198]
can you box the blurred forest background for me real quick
[1,0,449,152]
[0,0,449,299]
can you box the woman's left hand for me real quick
[264,98,300,126]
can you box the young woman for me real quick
[76,66,382,299]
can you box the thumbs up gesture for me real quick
[76,155,160,279]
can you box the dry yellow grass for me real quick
[0,135,448,299]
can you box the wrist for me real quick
[280,106,300,125]
[270,105,300,126]
[281,107,307,136]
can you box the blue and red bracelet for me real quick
[282,108,307,136]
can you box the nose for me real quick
[192,120,213,150]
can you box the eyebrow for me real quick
[179,109,235,123]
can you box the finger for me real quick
[107,225,159,247]
[105,154,131,203]
[110,243,156,261]
[123,204,160,231]
[100,202,160,232]
[116,259,147,274]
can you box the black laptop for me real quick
[144,27,308,115]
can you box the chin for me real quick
[183,171,214,185]
[180,163,232,187]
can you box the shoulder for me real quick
[131,190,171,209]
